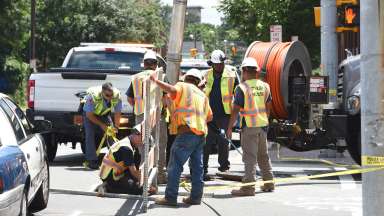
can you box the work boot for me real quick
[182,197,201,205]
[203,174,212,181]
[83,160,99,170]
[157,172,167,184]
[155,197,177,206]
[260,183,275,192]
[231,186,255,197]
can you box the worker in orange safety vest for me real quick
[151,69,213,206]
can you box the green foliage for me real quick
[36,0,166,68]
[219,0,321,66]
[0,57,30,106]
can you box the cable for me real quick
[245,41,312,119]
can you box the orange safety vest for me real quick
[169,82,211,136]
[204,66,237,114]
[99,138,134,181]
[132,70,152,115]
[238,79,270,128]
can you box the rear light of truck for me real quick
[0,176,3,194]
[27,80,35,109]
[105,48,115,52]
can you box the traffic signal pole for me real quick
[166,0,188,85]
[321,0,338,104]
[361,1,384,215]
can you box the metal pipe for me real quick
[321,0,338,104]
[166,0,188,84]
[361,1,384,215]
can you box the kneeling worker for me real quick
[99,128,143,195]
[226,57,275,196]
[151,69,213,206]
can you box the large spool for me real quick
[245,41,312,119]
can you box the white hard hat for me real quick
[241,57,260,70]
[184,68,202,81]
[143,50,157,61]
[208,50,226,64]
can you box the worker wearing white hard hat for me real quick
[241,57,260,70]
[226,56,275,196]
[202,50,238,181]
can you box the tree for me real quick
[219,0,320,66]
[0,0,30,102]
[36,0,166,68]
[184,23,218,54]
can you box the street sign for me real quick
[270,25,282,42]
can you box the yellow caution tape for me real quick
[362,156,384,166]
[181,166,384,191]
[278,157,360,169]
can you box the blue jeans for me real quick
[83,114,112,161]
[165,133,205,202]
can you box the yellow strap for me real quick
[96,126,119,156]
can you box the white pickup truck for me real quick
[26,43,166,161]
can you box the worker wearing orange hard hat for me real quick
[226,57,275,196]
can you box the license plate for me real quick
[73,115,83,125]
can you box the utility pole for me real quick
[361,1,384,215]
[166,0,188,85]
[30,0,37,72]
[321,0,338,104]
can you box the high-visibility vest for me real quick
[169,82,210,135]
[99,138,134,181]
[204,66,237,114]
[87,86,121,116]
[132,70,153,115]
[238,79,270,128]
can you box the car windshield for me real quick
[67,51,144,70]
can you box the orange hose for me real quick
[246,42,293,119]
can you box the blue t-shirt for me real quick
[83,95,122,113]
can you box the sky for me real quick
[160,0,223,25]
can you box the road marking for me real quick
[128,200,140,215]
[334,167,357,190]
[69,210,82,216]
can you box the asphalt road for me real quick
[33,143,362,216]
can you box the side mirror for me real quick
[33,120,53,133]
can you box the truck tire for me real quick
[47,143,58,162]
[346,115,361,165]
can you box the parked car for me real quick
[0,93,50,215]
[26,43,166,161]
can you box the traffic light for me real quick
[337,0,359,28]
[190,48,198,58]
[231,46,237,57]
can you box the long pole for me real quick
[166,0,188,85]
[30,0,37,72]
[320,0,338,104]
[361,1,384,215]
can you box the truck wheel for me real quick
[47,142,58,162]
[346,115,361,165]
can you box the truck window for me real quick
[67,51,144,70]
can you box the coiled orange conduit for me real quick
[245,41,312,120]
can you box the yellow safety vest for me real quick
[99,138,134,181]
[132,70,153,115]
[204,66,237,114]
[238,79,270,128]
[169,82,211,136]
[87,86,121,116]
